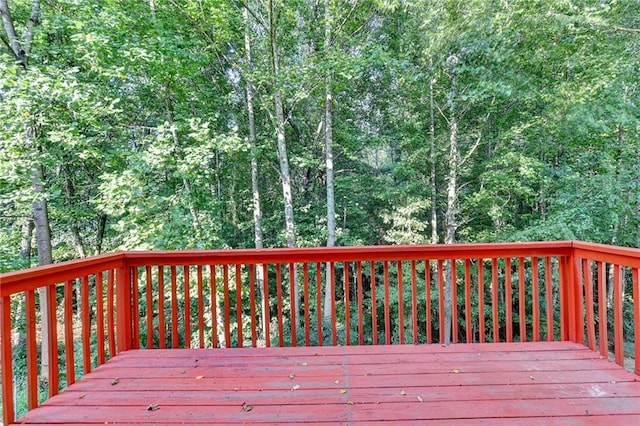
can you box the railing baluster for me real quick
[613,264,623,366]
[210,265,218,348]
[47,284,59,396]
[64,280,75,385]
[288,262,295,347]
[518,258,526,342]
[170,266,179,349]
[478,259,485,343]
[236,264,243,348]
[223,264,231,348]
[1,295,14,425]
[82,275,91,373]
[464,260,472,343]
[344,261,351,345]
[145,266,153,349]
[505,258,513,342]
[196,265,204,349]
[531,257,540,342]
[357,261,364,345]
[383,260,391,345]
[370,261,377,345]
[315,262,322,346]
[132,268,140,349]
[96,272,106,364]
[197,265,204,348]
[583,259,596,351]
[275,264,283,347]
[410,260,418,344]
[262,263,270,347]
[250,263,258,348]
[107,269,116,356]
[451,260,458,344]
[633,267,639,375]
[26,290,37,410]
[330,262,337,346]
[597,262,609,357]
[491,259,499,343]
[397,261,404,344]
[437,259,444,343]
[158,266,166,349]
[425,260,431,344]
[544,257,553,342]
[302,263,310,346]
[559,257,568,341]
[184,266,191,349]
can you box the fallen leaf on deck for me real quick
[334,380,340,384]
[195,375,204,380]
[78,394,86,399]
[417,396,423,402]
[242,402,253,412]
[111,378,120,386]
[146,404,159,411]
[530,376,536,380]
[347,400,355,405]
[400,390,406,396]
[340,389,347,394]
[292,384,301,391]
[452,369,459,374]
[289,373,295,379]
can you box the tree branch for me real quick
[23,0,41,59]
[0,0,24,62]
[611,25,640,34]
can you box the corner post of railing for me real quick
[564,243,584,344]
[116,254,134,353]
[1,296,15,425]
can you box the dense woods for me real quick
[1,1,639,418]
[1,0,639,268]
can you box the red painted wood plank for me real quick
[20,398,640,424]
[15,342,640,426]
[47,381,640,407]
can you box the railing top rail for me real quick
[4,240,639,298]
[0,252,125,297]
[572,241,640,268]
[121,241,574,266]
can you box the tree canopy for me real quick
[1,0,639,270]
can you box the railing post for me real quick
[116,258,133,353]
[563,248,584,344]
[1,296,15,425]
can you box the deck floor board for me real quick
[16,342,640,425]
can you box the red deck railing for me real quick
[0,241,638,424]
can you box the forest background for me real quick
[1,0,639,272]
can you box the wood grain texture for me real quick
[17,342,640,425]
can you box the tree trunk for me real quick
[20,216,34,262]
[32,164,54,385]
[63,163,87,258]
[429,58,438,245]
[443,65,459,345]
[95,213,107,255]
[268,0,299,325]
[243,6,268,343]
[323,0,335,320]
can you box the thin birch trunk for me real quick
[323,0,335,320]
[243,6,268,342]
[268,0,299,328]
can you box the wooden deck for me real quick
[15,342,640,425]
